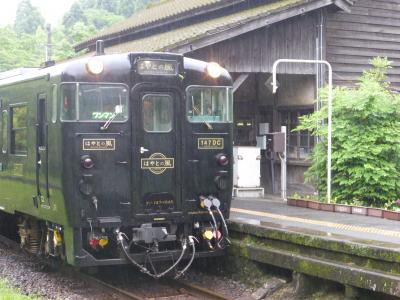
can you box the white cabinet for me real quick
[233,146,261,188]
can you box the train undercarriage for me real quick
[1,195,230,278]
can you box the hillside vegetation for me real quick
[0,0,156,72]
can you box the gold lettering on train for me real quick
[141,153,175,174]
[198,138,224,149]
[82,138,115,151]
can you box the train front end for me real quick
[61,52,233,276]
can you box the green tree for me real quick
[117,0,139,17]
[0,26,45,71]
[117,0,156,17]
[0,0,162,72]
[85,8,124,30]
[69,21,97,45]
[51,28,76,61]
[296,58,400,208]
[97,0,118,13]
[14,0,45,34]
[80,0,97,9]
[62,3,86,30]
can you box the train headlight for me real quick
[206,62,222,78]
[216,153,229,166]
[86,58,104,75]
[81,155,94,169]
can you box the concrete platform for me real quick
[228,196,400,297]
[230,196,400,246]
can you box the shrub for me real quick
[295,57,400,208]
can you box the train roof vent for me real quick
[0,67,39,80]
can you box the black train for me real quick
[0,46,233,277]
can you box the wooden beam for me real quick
[333,0,352,13]
[171,0,348,54]
[233,74,249,93]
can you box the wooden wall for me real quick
[326,0,400,89]
[188,12,320,75]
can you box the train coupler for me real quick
[115,229,195,279]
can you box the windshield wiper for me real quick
[204,120,213,130]
[100,112,117,130]
[100,105,124,130]
[192,105,213,130]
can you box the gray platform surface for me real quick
[230,196,400,247]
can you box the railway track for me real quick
[0,233,234,300]
[81,271,235,300]
[0,234,18,249]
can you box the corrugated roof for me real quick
[79,0,222,48]
[99,0,305,54]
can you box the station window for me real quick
[10,105,28,155]
[280,109,314,160]
[143,94,173,132]
[1,110,8,154]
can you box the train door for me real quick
[132,86,181,218]
[35,94,49,206]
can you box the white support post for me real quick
[281,126,287,201]
[272,59,333,203]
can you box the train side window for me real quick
[51,84,57,123]
[60,84,76,121]
[143,94,173,132]
[10,105,28,155]
[1,110,8,154]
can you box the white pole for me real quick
[272,59,333,203]
[281,126,287,201]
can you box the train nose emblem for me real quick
[141,152,175,175]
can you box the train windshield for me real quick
[187,86,233,123]
[61,83,129,122]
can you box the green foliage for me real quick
[62,0,155,30]
[14,0,45,34]
[0,279,39,299]
[68,22,97,45]
[62,3,86,30]
[84,8,124,30]
[0,0,160,71]
[0,26,46,71]
[295,57,400,208]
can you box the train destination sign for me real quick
[82,138,116,151]
[141,152,175,174]
[198,138,224,149]
[137,59,178,76]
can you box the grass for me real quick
[0,280,39,300]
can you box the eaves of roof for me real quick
[76,0,227,51]
[89,0,351,56]
[76,0,352,52]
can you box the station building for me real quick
[75,0,400,196]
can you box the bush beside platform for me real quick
[287,198,400,221]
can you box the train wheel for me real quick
[18,217,42,255]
